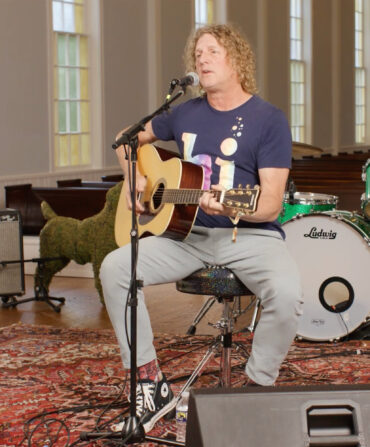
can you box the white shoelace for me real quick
[136,382,156,416]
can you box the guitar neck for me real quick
[159,188,221,205]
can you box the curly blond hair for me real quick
[184,23,258,96]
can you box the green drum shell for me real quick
[323,210,370,240]
[361,159,370,220]
[362,158,370,198]
[279,192,338,224]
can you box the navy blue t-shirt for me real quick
[152,95,292,237]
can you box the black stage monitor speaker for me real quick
[186,384,370,447]
[0,209,25,297]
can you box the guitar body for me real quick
[115,144,204,247]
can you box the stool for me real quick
[176,265,260,389]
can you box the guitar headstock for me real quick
[222,185,260,214]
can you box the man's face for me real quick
[194,33,237,93]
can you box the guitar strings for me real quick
[151,188,222,204]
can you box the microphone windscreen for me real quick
[187,72,199,86]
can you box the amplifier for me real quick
[0,209,25,297]
[186,384,370,447]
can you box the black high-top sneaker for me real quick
[112,374,176,434]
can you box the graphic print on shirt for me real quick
[182,133,212,188]
[182,116,244,190]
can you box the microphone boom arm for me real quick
[112,89,184,150]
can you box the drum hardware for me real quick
[361,194,370,220]
[287,178,297,204]
[283,212,370,341]
[347,316,370,340]
[361,158,370,221]
[279,178,297,221]
[324,210,370,245]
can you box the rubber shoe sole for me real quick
[111,395,177,434]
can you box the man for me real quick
[100,23,303,433]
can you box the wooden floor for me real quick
[0,275,258,336]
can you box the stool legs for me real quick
[246,298,261,333]
[179,297,260,396]
[178,340,220,396]
[186,294,260,335]
[186,296,217,335]
[219,300,233,387]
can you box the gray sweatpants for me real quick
[100,226,303,386]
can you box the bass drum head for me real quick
[283,213,370,341]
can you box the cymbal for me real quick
[292,142,323,157]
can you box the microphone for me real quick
[172,72,199,88]
[166,72,199,101]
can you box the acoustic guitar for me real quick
[114,144,260,247]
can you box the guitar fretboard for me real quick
[154,188,222,205]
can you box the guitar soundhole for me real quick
[152,183,165,210]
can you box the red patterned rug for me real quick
[0,323,369,446]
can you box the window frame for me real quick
[289,0,306,143]
[355,0,366,144]
[48,0,102,172]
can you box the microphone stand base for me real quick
[123,416,146,443]
[80,424,185,446]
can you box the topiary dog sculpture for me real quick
[34,182,123,303]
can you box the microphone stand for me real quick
[80,87,187,446]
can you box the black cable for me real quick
[94,373,130,430]
[338,312,350,341]
[18,395,130,447]
[30,418,70,447]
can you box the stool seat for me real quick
[176,266,252,298]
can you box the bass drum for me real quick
[283,211,370,341]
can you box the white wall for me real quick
[0,0,50,178]
[0,0,369,209]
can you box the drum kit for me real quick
[282,144,370,342]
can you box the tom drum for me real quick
[279,192,338,224]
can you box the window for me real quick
[52,0,91,168]
[195,0,214,28]
[194,0,226,27]
[355,0,366,143]
[290,0,306,142]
